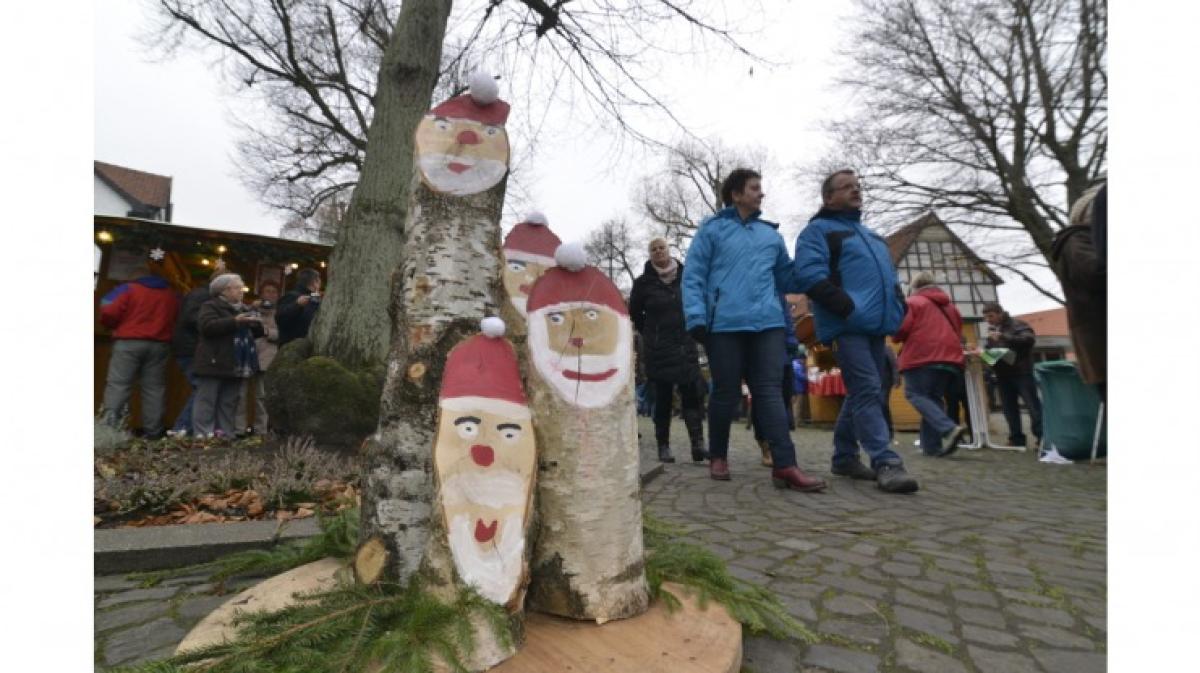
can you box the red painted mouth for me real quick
[474,519,498,543]
[563,367,618,382]
[569,337,584,348]
[518,283,531,294]
[471,444,495,467]
[448,162,472,174]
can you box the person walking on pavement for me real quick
[276,268,322,347]
[682,168,827,492]
[629,237,708,463]
[98,251,181,438]
[981,302,1043,448]
[793,169,918,493]
[893,272,969,457]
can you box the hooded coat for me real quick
[629,259,700,384]
[793,208,906,344]
[193,298,265,378]
[893,286,965,372]
[1051,224,1106,385]
[681,207,796,334]
[99,276,180,342]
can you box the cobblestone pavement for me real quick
[642,417,1107,673]
[94,418,1106,672]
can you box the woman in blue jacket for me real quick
[681,169,826,492]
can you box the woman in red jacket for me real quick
[893,272,969,457]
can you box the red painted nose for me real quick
[569,337,584,348]
[457,129,481,145]
[471,444,495,467]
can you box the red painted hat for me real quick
[525,244,629,317]
[429,94,510,127]
[440,323,526,405]
[503,213,560,261]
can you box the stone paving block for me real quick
[893,588,944,613]
[880,561,922,578]
[989,572,1039,591]
[772,580,826,600]
[924,568,981,588]
[103,617,186,667]
[94,575,142,592]
[897,578,945,595]
[96,585,179,609]
[1083,614,1106,634]
[728,564,772,585]
[824,595,878,618]
[803,643,880,673]
[125,644,178,667]
[1030,647,1107,672]
[95,600,168,634]
[815,547,878,567]
[778,538,822,553]
[950,604,1008,628]
[778,593,819,622]
[733,555,779,572]
[1017,622,1096,649]
[933,557,979,576]
[847,543,879,557]
[818,619,887,646]
[741,635,802,673]
[996,587,1056,606]
[893,606,958,642]
[952,588,999,607]
[811,574,889,600]
[175,592,233,623]
[1005,603,1076,627]
[893,638,968,673]
[967,645,1043,673]
[764,547,797,560]
[961,623,1019,648]
[705,543,739,561]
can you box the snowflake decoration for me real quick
[284,266,293,276]
[149,247,166,261]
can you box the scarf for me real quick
[653,258,679,285]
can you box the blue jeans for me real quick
[902,366,959,455]
[831,334,903,470]
[706,329,797,469]
[171,355,200,433]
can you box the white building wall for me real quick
[95,174,135,217]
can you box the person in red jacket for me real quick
[893,272,968,457]
[98,254,181,438]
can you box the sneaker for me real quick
[831,459,877,481]
[876,464,919,494]
[939,425,967,456]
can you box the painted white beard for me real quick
[440,470,529,510]
[527,313,632,408]
[447,513,526,605]
[508,294,528,317]
[418,154,507,196]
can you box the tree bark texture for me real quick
[308,0,454,369]
[523,268,650,623]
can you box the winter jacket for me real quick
[193,298,265,378]
[254,307,281,370]
[984,314,1036,378]
[893,286,965,372]
[682,207,796,333]
[629,259,701,384]
[99,275,180,342]
[276,289,320,347]
[1051,225,1106,385]
[793,208,906,344]
[171,287,209,357]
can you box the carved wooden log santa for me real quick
[498,212,561,336]
[524,242,650,623]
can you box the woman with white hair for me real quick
[192,273,264,439]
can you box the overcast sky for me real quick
[95,0,1061,315]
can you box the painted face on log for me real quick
[501,217,561,318]
[528,303,632,408]
[435,334,535,606]
[415,115,510,196]
[502,254,552,317]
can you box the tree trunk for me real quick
[307,0,453,369]
[522,263,650,623]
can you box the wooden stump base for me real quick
[176,560,742,673]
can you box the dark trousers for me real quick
[902,367,958,455]
[653,379,700,444]
[997,373,1043,445]
[943,369,971,431]
[831,334,903,469]
[707,329,797,469]
[171,355,200,433]
[753,362,794,439]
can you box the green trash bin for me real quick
[1033,360,1106,460]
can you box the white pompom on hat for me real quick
[468,71,500,105]
[554,241,588,272]
[480,316,506,338]
[523,211,548,226]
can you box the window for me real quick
[907,253,920,267]
[951,285,972,302]
[978,285,997,302]
[930,246,943,262]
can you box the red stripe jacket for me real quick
[99,276,181,342]
[893,287,964,372]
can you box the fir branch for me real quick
[128,507,359,589]
[643,514,819,644]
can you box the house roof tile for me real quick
[94,161,172,210]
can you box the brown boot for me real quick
[758,439,773,467]
[709,457,731,481]
[771,466,827,492]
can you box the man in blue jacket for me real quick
[682,169,826,492]
[793,170,918,493]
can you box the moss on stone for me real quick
[264,338,384,446]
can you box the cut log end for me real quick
[354,536,391,586]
